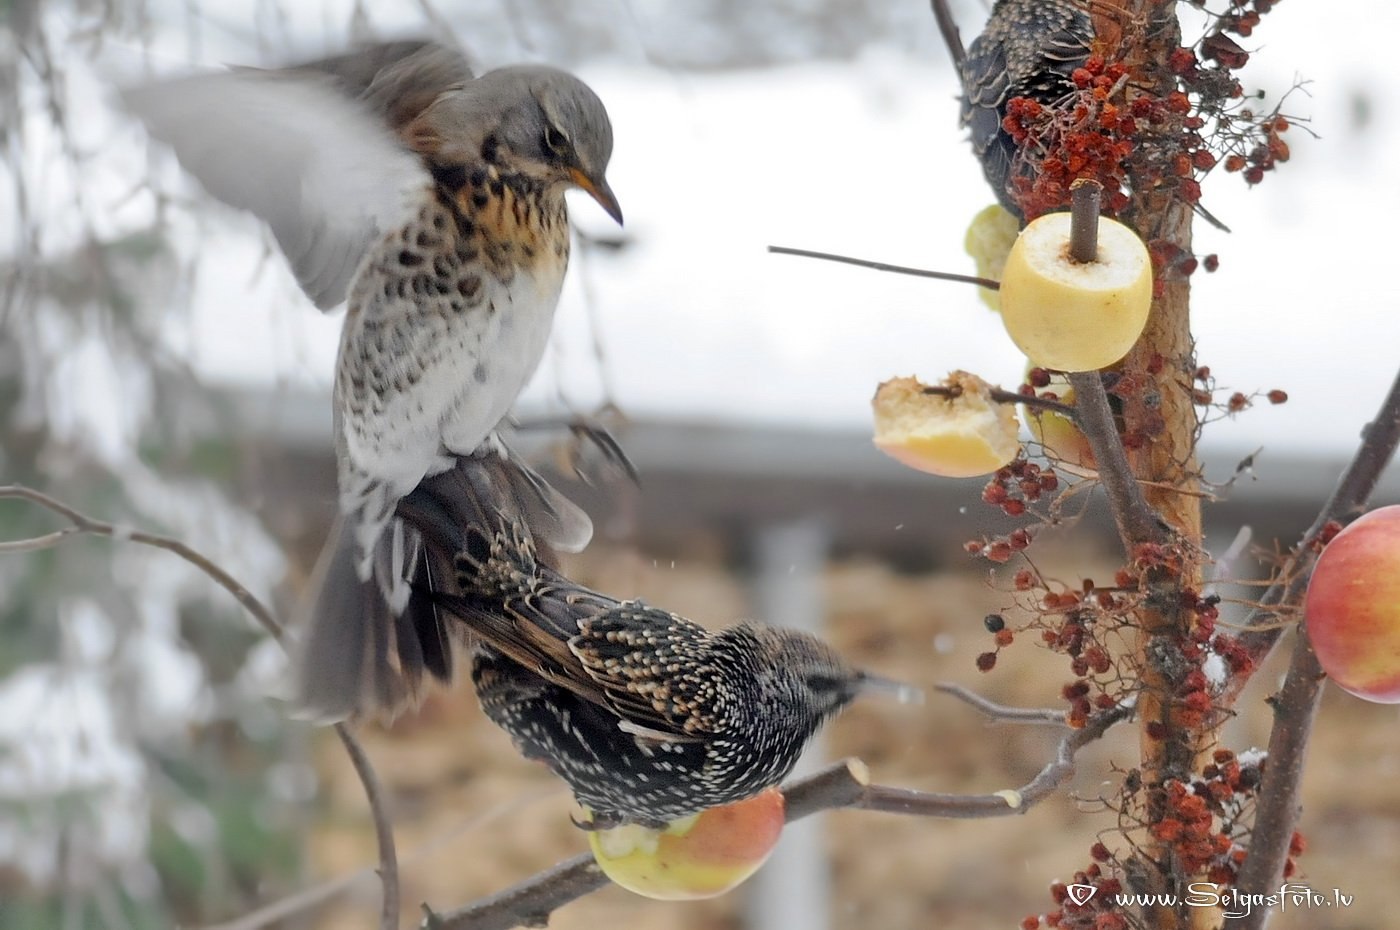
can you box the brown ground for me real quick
[309,534,1400,929]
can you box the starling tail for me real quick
[960,0,1096,217]
[401,453,889,827]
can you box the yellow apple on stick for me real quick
[998,212,1153,372]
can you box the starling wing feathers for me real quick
[570,609,722,738]
[423,455,717,742]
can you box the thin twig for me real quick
[1069,180,1103,264]
[1061,186,1171,553]
[0,485,401,930]
[0,528,78,553]
[426,701,1133,930]
[930,0,966,70]
[201,787,560,930]
[0,485,282,639]
[934,682,1067,725]
[423,855,607,930]
[923,385,1077,418]
[1230,364,1400,690]
[767,245,1000,290]
[1063,375,1170,551]
[335,724,400,930]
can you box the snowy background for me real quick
[26,0,1400,463]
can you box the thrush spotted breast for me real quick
[395,452,907,828]
[123,41,624,719]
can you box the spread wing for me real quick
[121,41,471,309]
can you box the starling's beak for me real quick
[856,671,924,705]
[569,168,623,225]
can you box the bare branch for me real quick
[844,700,1132,819]
[1069,179,1103,264]
[427,702,1132,929]
[0,528,79,553]
[1064,374,1171,551]
[0,484,283,640]
[336,724,400,930]
[201,788,559,930]
[1230,364,1400,690]
[423,856,607,930]
[1224,636,1324,930]
[934,682,1067,725]
[922,384,1077,418]
[0,484,400,930]
[930,0,966,70]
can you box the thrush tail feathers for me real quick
[294,451,591,722]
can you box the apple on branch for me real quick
[586,788,786,900]
[998,211,1153,372]
[872,371,1021,478]
[1304,505,1400,703]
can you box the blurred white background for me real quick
[21,0,1400,466]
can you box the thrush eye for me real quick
[543,125,569,153]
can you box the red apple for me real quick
[586,788,785,900]
[1305,505,1400,703]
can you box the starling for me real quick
[398,453,906,828]
[959,0,1096,216]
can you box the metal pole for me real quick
[744,517,832,930]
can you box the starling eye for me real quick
[544,125,569,153]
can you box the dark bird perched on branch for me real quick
[394,453,907,828]
[958,0,1096,217]
[122,42,623,720]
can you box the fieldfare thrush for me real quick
[123,40,624,720]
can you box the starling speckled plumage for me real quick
[398,453,903,827]
[960,0,1096,216]
[123,41,623,720]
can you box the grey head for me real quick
[416,64,621,224]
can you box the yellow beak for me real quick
[569,168,623,225]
